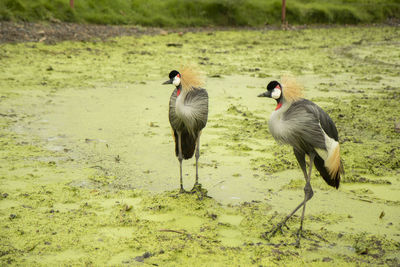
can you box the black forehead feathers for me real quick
[267,80,280,91]
[168,70,180,79]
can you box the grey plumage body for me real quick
[163,68,208,192]
[169,87,208,139]
[269,98,341,187]
[270,99,336,153]
[259,80,343,246]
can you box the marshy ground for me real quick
[0,23,399,265]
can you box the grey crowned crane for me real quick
[162,67,209,193]
[258,79,344,246]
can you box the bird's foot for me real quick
[295,228,304,248]
[179,187,189,194]
[308,231,329,243]
[262,221,290,240]
[295,230,317,248]
[293,229,327,245]
[190,183,208,200]
[190,182,201,192]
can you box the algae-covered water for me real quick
[1,26,399,265]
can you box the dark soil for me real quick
[0,21,278,44]
[0,21,162,44]
[1,20,399,44]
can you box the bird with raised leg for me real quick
[162,67,208,194]
[258,78,344,247]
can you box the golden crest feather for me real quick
[281,76,304,102]
[180,65,205,92]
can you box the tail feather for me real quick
[314,154,342,189]
[174,130,197,159]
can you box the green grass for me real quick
[0,0,399,26]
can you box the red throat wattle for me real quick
[275,102,282,110]
[177,88,181,96]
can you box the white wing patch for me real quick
[315,124,340,176]
[315,125,338,161]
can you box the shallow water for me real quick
[20,74,400,240]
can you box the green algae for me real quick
[1,25,400,265]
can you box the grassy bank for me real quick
[1,0,400,26]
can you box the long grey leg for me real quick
[294,148,308,179]
[296,152,315,247]
[191,134,202,194]
[177,131,185,193]
[195,135,200,185]
[264,149,314,241]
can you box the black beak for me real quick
[162,79,173,85]
[258,91,271,98]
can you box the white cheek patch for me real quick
[271,88,281,99]
[173,76,181,86]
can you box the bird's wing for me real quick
[299,99,339,141]
[168,88,179,130]
[300,100,342,188]
[287,99,342,188]
[315,105,339,141]
[283,99,327,152]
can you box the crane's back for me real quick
[269,98,343,188]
